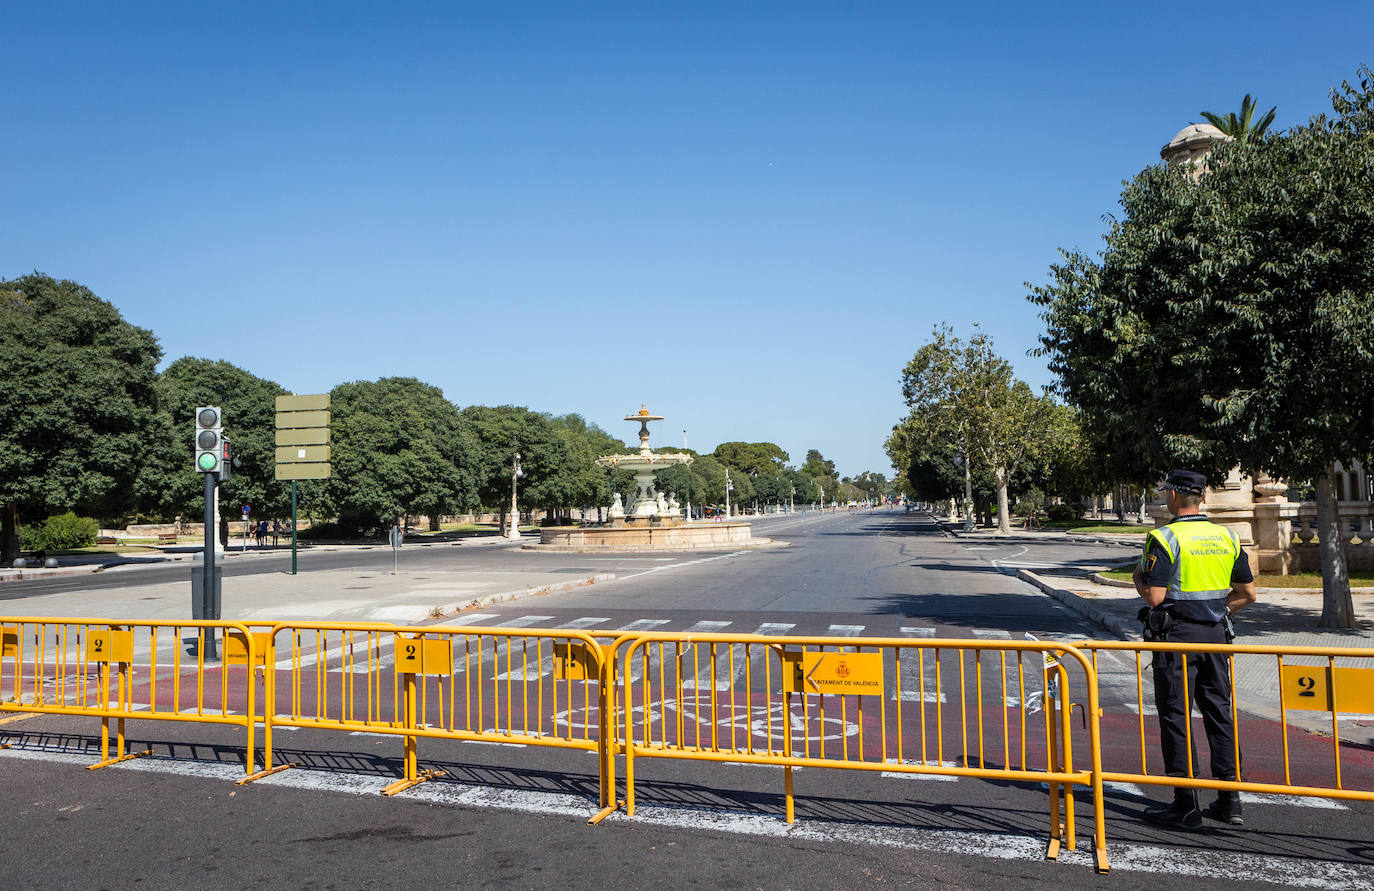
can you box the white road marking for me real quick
[1239,792,1348,810]
[561,617,610,629]
[684,621,733,633]
[900,627,935,637]
[881,758,960,781]
[683,623,794,691]
[452,613,502,624]
[825,625,865,637]
[971,629,1010,639]
[493,615,555,628]
[614,551,749,582]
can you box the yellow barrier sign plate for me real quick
[224,631,271,667]
[1281,664,1374,713]
[781,651,883,696]
[395,636,450,674]
[1,625,17,658]
[87,629,133,663]
[554,642,592,680]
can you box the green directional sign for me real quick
[275,394,331,481]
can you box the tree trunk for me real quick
[1315,466,1355,629]
[995,467,1012,533]
[428,514,441,532]
[498,507,508,536]
[1,503,18,566]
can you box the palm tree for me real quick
[1200,94,1277,143]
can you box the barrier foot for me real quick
[587,803,620,825]
[237,763,298,785]
[1045,837,1061,861]
[382,769,445,797]
[1095,848,1110,875]
[88,749,153,770]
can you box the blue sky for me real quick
[4,2,1370,477]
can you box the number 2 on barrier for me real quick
[1281,664,1374,713]
[86,629,134,663]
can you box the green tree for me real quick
[0,274,162,563]
[459,405,568,528]
[899,325,1057,532]
[801,449,836,479]
[546,413,624,520]
[712,442,790,477]
[1028,68,1374,627]
[137,358,293,530]
[326,378,473,532]
[1200,94,1277,143]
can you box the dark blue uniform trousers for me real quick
[1152,619,1239,781]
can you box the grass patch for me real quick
[43,545,160,556]
[1040,519,1151,535]
[1099,567,1374,588]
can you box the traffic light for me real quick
[195,406,222,474]
[219,436,232,482]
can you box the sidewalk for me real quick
[1021,568,1374,744]
[932,514,1147,550]
[0,536,508,582]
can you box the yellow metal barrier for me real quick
[1077,641,1374,806]
[605,632,1108,872]
[0,617,259,773]
[243,622,613,805]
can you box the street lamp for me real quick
[507,452,525,541]
[724,468,733,519]
[789,484,795,514]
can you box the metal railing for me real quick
[0,617,258,771]
[604,631,1107,870]
[11,614,1374,877]
[1076,641,1374,807]
[243,622,613,805]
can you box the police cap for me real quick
[1157,469,1207,496]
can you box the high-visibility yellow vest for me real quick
[1145,518,1240,622]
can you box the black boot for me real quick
[1203,791,1244,826]
[1143,788,1202,830]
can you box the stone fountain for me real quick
[596,405,693,525]
[528,405,784,552]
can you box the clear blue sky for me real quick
[4,2,1369,477]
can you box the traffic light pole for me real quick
[202,471,218,659]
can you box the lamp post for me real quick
[724,468,733,519]
[507,452,524,541]
[789,484,795,514]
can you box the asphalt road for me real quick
[2,509,1370,889]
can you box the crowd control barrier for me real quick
[244,622,613,805]
[15,613,1374,877]
[605,631,1107,870]
[1075,641,1374,808]
[0,617,259,771]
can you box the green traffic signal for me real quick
[198,452,218,472]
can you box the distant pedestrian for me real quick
[256,520,268,547]
[272,520,281,546]
[1133,470,1257,830]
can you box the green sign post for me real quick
[275,394,331,575]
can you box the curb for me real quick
[437,573,616,618]
[1016,569,1139,641]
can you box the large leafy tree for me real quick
[712,442,790,477]
[459,405,569,526]
[0,274,161,562]
[1200,94,1277,143]
[545,413,623,519]
[326,378,473,532]
[898,325,1058,532]
[1028,68,1374,627]
[138,357,292,527]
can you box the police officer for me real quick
[1133,469,1257,829]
